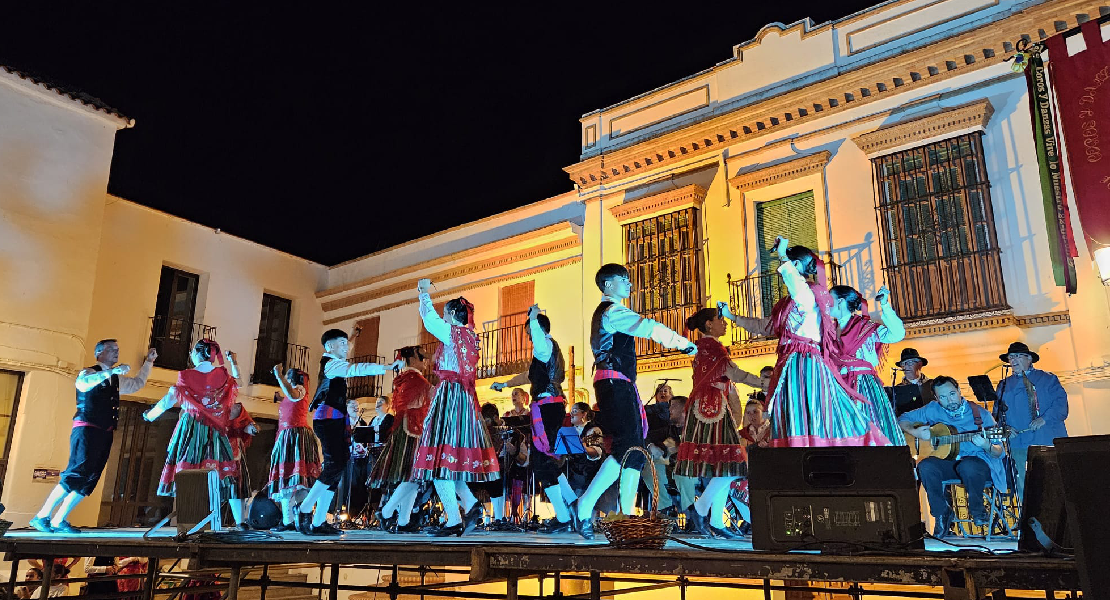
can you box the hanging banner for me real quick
[1045,21,1110,250]
[1026,48,1077,292]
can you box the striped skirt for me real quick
[856,373,907,447]
[368,425,419,487]
[157,412,237,498]
[267,426,322,499]
[412,381,500,482]
[768,350,890,447]
[674,406,748,479]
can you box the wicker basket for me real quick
[596,447,673,549]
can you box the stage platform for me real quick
[0,527,1082,599]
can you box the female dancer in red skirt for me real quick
[374,346,434,533]
[830,285,907,447]
[411,278,499,536]
[268,365,321,530]
[145,339,247,524]
[720,237,888,447]
[675,307,762,539]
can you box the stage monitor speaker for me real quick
[1017,445,1069,552]
[1054,435,1110,598]
[175,468,223,535]
[748,446,924,551]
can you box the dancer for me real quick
[297,330,399,535]
[411,278,500,536]
[267,365,321,531]
[144,340,248,524]
[30,340,157,534]
[719,237,888,447]
[374,346,434,533]
[675,307,761,539]
[226,402,258,529]
[830,285,907,447]
[576,264,697,540]
[491,304,575,534]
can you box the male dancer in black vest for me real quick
[490,304,575,533]
[298,329,400,535]
[30,340,157,534]
[575,264,696,539]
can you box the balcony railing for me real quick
[250,338,311,386]
[634,304,702,359]
[477,312,532,380]
[148,316,217,371]
[727,262,843,346]
[884,248,1008,321]
[348,354,386,399]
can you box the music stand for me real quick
[884,385,925,416]
[554,427,586,455]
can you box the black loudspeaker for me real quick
[1017,445,1069,552]
[248,491,280,530]
[1054,435,1110,598]
[749,446,924,551]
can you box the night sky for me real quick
[4,2,875,265]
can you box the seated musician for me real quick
[898,376,1008,538]
[566,402,605,503]
[644,395,696,516]
[367,395,394,444]
[995,341,1068,500]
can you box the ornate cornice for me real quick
[321,235,580,312]
[728,151,830,193]
[851,99,994,156]
[322,256,582,326]
[564,0,1097,190]
[609,185,707,223]
[634,310,1072,373]
[319,222,577,299]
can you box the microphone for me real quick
[890,366,906,372]
[769,236,784,253]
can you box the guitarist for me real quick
[898,376,1007,538]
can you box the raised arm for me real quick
[873,286,906,344]
[224,351,242,384]
[725,360,762,389]
[143,387,179,422]
[271,364,304,400]
[491,371,531,392]
[324,357,398,379]
[527,304,552,363]
[118,348,158,394]
[717,302,771,337]
[778,260,815,310]
[76,364,130,392]
[603,303,695,353]
[417,291,452,344]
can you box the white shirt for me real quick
[76,361,154,394]
[322,353,388,379]
[851,304,907,368]
[419,292,462,372]
[779,261,820,342]
[599,295,691,350]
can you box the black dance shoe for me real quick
[393,520,421,534]
[53,520,81,534]
[462,505,483,535]
[28,516,54,534]
[709,524,744,540]
[429,523,464,537]
[577,517,595,540]
[271,523,296,532]
[690,511,713,538]
[538,519,574,534]
[295,511,312,535]
[307,522,342,536]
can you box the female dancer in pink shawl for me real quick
[719,237,888,447]
[674,307,762,539]
[144,339,251,526]
[829,285,907,447]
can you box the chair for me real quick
[941,479,1019,540]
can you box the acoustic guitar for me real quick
[907,423,1021,461]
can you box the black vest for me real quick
[591,301,637,381]
[74,365,120,429]
[312,356,347,412]
[529,338,565,399]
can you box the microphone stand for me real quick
[993,365,1019,498]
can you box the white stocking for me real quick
[491,496,506,520]
[299,481,327,514]
[312,490,335,526]
[397,484,419,526]
[694,477,732,517]
[618,468,641,515]
[708,477,736,528]
[382,482,416,519]
[557,474,577,503]
[280,497,295,525]
[37,485,68,520]
[544,485,571,523]
[228,499,244,525]
[455,480,478,513]
[576,456,620,520]
[434,480,461,526]
[52,491,85,524]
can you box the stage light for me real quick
[337,511,349,522]
[1094,246,1110,286]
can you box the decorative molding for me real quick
[564,0,1097,190]
[321,235,580,312]
[1015,310,1071,329]
[851,99,994,156]
[1058,363,1110,385]
[322,256,582,325]
[728,151,830,193]
[610,185,707,223]
[319,222,577,298]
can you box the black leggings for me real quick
[313,418,350,490]
[594,378,647,470]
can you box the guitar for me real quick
[907,423,1027,461]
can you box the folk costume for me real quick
[835,307,908,448]
[523,318,574,529]
[412,292,498,532]
[575,294,692,533]
[764,261,889,447]
[267,371,321,501]
[227,405,257,500]
[374,362,433,530]
[153,349,239,499]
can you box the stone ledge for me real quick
[728,151,831,193]
[610,184,707,223]
[851,99,994,156]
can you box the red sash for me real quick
[594,369,648,438]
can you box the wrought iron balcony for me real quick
[726,262,843,346]
[147,316,217,371]
[347,354,386,399]
[477,312,532,380]
[250,338,311,386]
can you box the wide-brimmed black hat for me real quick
[898,348,928,367]
[1000,341,1040,363]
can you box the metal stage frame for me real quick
[0,529,1082,600]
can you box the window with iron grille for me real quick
[871,133,1007,321]
[623,206,703,358]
